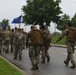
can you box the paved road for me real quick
[1,46,76,75]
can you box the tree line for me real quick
[1,0,76,31]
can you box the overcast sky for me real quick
[0,0,76,32]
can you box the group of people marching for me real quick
[0,22,76,70]
[0,25,51,70]
[0,27,26,60]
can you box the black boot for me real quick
[36,64,38,69]
[31,65,36,70]
[70,63,76,69]
[47,56,50,62]
[41,60,45,63]
[64,60,68,66]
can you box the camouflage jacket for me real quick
[3,30,12,41]
[41,29,51,45]
[55,29,69,43]
[13,32,25,46]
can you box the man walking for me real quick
[13,28,25,60]
[26,25,43,70]
[54,22,76,69]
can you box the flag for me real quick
[1,24,5,30]
[11,15,22,23]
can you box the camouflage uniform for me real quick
[22,31,27,49]
[13,29,25,60]
[10,29,14,52]
[0,27,3,53]
[55,28,76,68]
[41,29,50,63]
[29,46,39,69]
[3,28,11,53]
[26,26,40,70]
[11,27,18,52]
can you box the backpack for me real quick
[46,33,52,42]
[67,27,76,42]
[43,30,52,42]
[28,29,43,46]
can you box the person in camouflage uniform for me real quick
[39,26,51,63]
[10,28,14,52]
[54,22,76,69]
[26,25,41,70]
[3,27,12,53]
[11,27,18,52]
[21,29,27,49]
[14,27,18,34]
[13,28,25,60]
[0,27,3,53]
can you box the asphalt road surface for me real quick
[1,46,76,75]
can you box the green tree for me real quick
[0,19,10,30]
[57,14,70,31]
[22,0,62,26]
[71,13,76,27]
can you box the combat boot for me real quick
[70,63,76,69]
[31,65,37,70]
[64,60,68,66]
[36,63,38,69]
[47,56,50,62]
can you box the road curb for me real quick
[51,44,66,48]
[0,55,25,75]
[51,44,76,50]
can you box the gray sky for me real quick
[60,0,76,18]
[0,0,76,32]
[0,0,26,23]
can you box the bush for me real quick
[52,32,61,36]
[51,35,66,45]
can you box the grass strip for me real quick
[0,57,23,75]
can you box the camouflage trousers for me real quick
[41,45,50,61]
[66,42,75,65]
[4,39,10,53]
[14,44,23,60]
[29,46,39,66]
